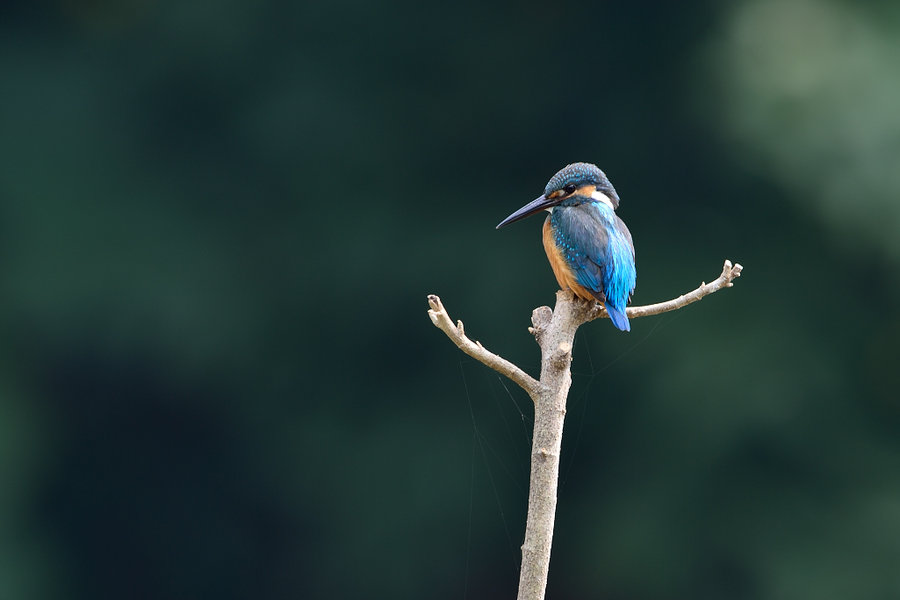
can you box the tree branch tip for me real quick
[457,320,465,335]
[722,259,743,278]
[426,294,444,313]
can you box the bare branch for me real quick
[427,258,744,600]
[587,259,744,323]
[427,294,542,397]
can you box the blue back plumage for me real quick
[550,199,636,332]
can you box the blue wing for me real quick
[551,203,636,330]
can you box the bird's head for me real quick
[496,162,621,229]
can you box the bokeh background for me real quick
[2,0,900,598]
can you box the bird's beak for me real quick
[496,194,558,229]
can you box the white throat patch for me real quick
[591,190,615,210]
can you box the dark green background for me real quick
[3,1,899,599]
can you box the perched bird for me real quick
[496,162,636,331]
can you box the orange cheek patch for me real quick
[575,184,596,198]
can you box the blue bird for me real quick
[497,162,636,331]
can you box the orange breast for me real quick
[542,217,598,302]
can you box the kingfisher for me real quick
[496,162,636,332]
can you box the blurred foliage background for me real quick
[2,0,899,598]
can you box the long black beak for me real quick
[496,194,558,229]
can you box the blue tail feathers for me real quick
[605,302,631,332]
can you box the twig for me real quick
[427,295,542,397]
[590,259,743,322]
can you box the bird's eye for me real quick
[563,184,577,195]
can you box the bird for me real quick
[496,162,636,332]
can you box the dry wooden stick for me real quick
[427,259,743,600]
